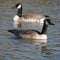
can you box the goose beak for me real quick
[47,19,55,25]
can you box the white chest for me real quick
[13,15,20,22]
[13,15,20,28]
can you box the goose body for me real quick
[8,29,47,40]
[13,15,46,32]
[13,3,50,31]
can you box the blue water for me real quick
[0,0,60,60]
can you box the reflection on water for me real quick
[0,36,45,60]
[0,0,60,60]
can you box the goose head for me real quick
[12,3,22,9]
[12,3,22,17]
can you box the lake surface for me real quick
[0,0,60,60]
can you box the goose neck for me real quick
[17,6,22,17]
[40,21,48,34]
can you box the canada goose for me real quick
[7,18,54,40]
[12,3,50,30]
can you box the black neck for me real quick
[17,6,22,17]
[40,20,48,34]
[32,20,48,34]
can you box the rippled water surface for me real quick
[0,0,60,60]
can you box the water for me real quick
[0,0,60,60]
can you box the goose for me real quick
[7,18,54,40]
[12,3,50,31]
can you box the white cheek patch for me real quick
[17,4,22,9]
